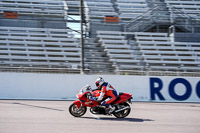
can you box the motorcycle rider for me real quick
[95,77,117,114]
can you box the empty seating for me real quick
[84,0,117,23]
[135,32,200,72]
[0,0,68,18]
[116,0,149,23]
[97,30,144,72]
[165,0,200,18]
[66,0,80,15]
[0,27,81,71]
[1,0,199,76]
[97,31,200,74]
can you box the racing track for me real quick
[0,100,200,133]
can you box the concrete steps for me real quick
[84,38,115,73]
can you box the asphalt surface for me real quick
[0,100,200,133]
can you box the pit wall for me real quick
[0,72,199,102]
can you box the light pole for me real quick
[80,0,85,74]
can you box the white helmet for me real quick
[95,77,104,87]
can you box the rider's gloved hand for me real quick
[88,96,96,101]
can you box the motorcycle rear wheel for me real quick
[69,103,87,117]
[113,102,131,118]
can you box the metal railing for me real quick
[124,6,170,32]
[169,6,200,33]
[124,5,200,33]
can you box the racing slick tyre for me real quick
[69,103,87,117]
[113,102,131,118]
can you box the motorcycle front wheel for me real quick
[69,103,87,117]
[113,102,131,118]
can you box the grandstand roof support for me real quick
[80,0,85,74]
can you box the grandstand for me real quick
[0,0,200,76]
[0,0,68,28]
[0,26,81,73]
[116,0,150,23]
[165,0,200,18]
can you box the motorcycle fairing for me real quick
[73,100,82,109]
[113,93,132,104]
[73,99,99,109]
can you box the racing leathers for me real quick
[96,82,118,108]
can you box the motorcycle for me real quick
[69,86,132,118]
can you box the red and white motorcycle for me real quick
[69,86,132,118]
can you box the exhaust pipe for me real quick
[115,106,130,113]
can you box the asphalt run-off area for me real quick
[0,100,200,133]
